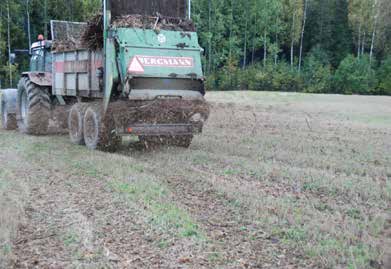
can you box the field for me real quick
[0,91,390,268]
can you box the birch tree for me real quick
[298,0,308,72]
[349,0,375,57]
[376,0,391,56]
[242,0,249,69]
[283,0,303,67]
[369,0,379,63]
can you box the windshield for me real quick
[110,0,188,19]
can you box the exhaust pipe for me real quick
[188,0,191,19]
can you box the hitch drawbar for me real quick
[118,123,203,136]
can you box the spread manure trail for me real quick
[1,91,390,268]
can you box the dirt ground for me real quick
[0,91,390,268]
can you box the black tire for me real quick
[83,105,121,152]
[172,135,193,148]
[139,135,193,149]
[68,103,88,145]
[1,98,17,130]
[16,77,51,135]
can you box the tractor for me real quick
[0,0,209,151]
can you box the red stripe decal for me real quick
[54,60,103,73]
[55,62,64,73]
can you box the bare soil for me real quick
[0,91,390,268]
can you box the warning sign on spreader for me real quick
[128,57,145,73]
[128,55,194,73]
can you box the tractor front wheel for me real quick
[83,105,121,152]
[16,77,51,135]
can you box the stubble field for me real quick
[0,91,390,268]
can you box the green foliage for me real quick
[198,0,389,95]
[270,61,303,92]
[0,63,18,89]
[206,51,391,95]
[206,61,303,92]
[333,54,378,94]
[0,0,101,88]
[0,0,389,95]
[376,56,391,95]
[303,46,332,93]
[304,0,352,67]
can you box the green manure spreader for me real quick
[0,0,209,151]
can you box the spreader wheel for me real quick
[83,105,121,152]
[166,135,193,148]
[68,103,88,145]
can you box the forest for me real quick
[0,0,390,95]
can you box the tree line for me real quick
[0,0,100,88]
[0,0,390,94]
[193,0,391,94]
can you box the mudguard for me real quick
[0,88,18,114]
[22,72,52,87]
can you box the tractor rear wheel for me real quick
[68,103,88,145]
[1,99,17,130]
[139,135,193,149]
[83,105,121,152]
[16,77,51,135]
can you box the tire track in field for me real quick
[10,159,166,268]
[145,162,305,269]
[380,217,391,269]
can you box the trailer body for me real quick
[51,27,205,101]
[52,50,103,98]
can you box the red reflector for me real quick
[127,128,133,133]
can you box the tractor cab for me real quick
[30,36,52,72]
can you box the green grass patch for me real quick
[71,160,101,178]
[0,173,10,190]
[280,227,308,242]
[110,179,202,239]
[157,239,170,249]
[314,202,334,213]
[191,153,210,165]
[303,234,378,268]
[62,232,80,247]
[1,244,11,255]
[350,114,391,125]
[207,252,221,263]
[346,208,362,220]
[223,168,241,176]
[9,134,205,243]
